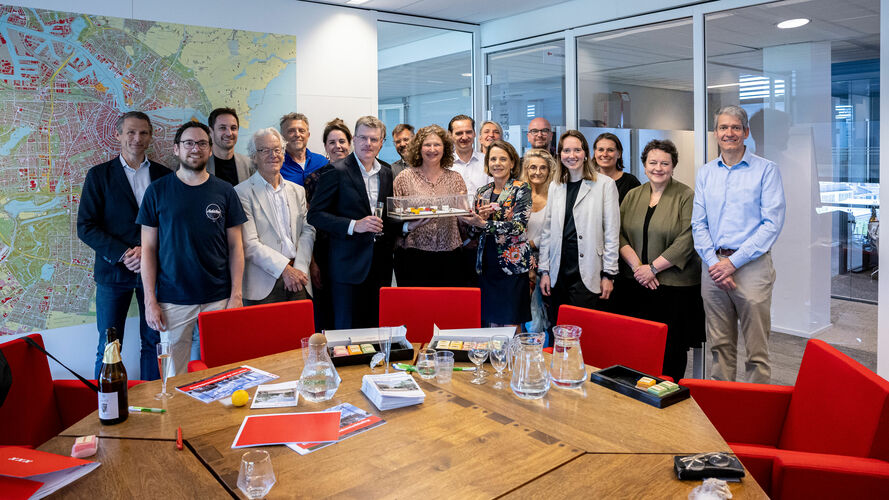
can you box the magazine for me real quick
[287,403,385,455]
[176,365,278,403]
[250,381,300,409]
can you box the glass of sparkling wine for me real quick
[373,202,385,241]
[237,450,276,499]
[155,341,173,400]
[416,348,437,379]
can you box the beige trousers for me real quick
[159,299,227,376]
[701,253,775,383]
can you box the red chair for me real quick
[188,300,315,372]
[552,305,668,378]
[379,287,480,343]
[0,334,143,447]
[681,339,889,499]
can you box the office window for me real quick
[576,19,693,186]
[487,41,566,155]
[377,22,472,163]
[706,0,879,356]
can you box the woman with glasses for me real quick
[592,132,639,204]
[617,139,704,381]
[478,120,503,155]
[393,124,468,286]
[538,131,620,335]
[521,149,556,333]
[235,127,315,306]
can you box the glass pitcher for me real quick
[550,325,586,389]
[510,332,550,400]
[298,333,339,402]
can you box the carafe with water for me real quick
[298,333,339,402]
[550,325,586,389]
[510,332,550,399]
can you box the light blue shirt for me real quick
[691,147,785,269]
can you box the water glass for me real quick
[378,327,392,373]
[435,351,454,383]
[237,450,275,499]
[416,348,436,379]
[155,342,173,400]
[468,340,489,385]
[489,335,509,389]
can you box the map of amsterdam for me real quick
[0,6,296,334]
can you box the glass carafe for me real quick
[550,325,586,389]
[510,332,550,399]
[298,333,339,402]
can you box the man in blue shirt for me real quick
[692,105,786,383]
[279,112,328,186]
[137,122,247,376]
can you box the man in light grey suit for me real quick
[235,127,315,305]
[206,107,254,186]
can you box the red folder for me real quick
[231,411,342,448]
[0,446,100,499]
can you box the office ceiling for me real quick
[308,0,573,24]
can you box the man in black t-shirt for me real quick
[137,122,247,376]
[206,107,254,186]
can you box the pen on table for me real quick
[128,406,166,413]
[393,363,476,372]
[176,426,183,451]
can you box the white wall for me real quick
[5,0,379,379]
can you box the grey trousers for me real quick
[243,276,308,306]
[159,299,228,376]
[701,253,775,383]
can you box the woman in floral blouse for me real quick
[464,140,532,327]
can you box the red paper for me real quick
[0,475,43,500]
[0,446,92,477]
[231,411,342,448]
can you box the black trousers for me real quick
[331,242,392,329]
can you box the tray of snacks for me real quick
[588,365,690,409]
[428,325,516,363]
[324,327,414,367]
[387,194,476,221]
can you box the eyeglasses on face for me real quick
[178,140,211,150]
[529,129,551,135]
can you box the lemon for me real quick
[231,389,249,407]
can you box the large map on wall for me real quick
[0,5,296,334]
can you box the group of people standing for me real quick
[78,103,785,385]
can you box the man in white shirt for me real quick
[449,114,491,196]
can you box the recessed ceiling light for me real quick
[461,73,472,77]
[347,0,371,5]
[777,18,810,29]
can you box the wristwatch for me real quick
[649,264,658,275]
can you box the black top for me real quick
[615,172,641,205]
[212,155,239,186]
[559,180,583,279]
[641,204,657,264]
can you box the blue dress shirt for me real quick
[691,147,786,269]
[281,148,329,186]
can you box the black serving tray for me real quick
[589,365,690,409]
[428,337,492,363]
[329,339,414,367]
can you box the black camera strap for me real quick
[23,336,99,392]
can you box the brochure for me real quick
[231,411,342,448]
[250,381,300,409]
[287,403,385,455]
[0,447,101,499]
[176,365,278,403]
[361,371,425,411]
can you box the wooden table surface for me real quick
[58,348,767,498]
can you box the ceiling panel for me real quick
[310,0,573,24]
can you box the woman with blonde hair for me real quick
[521,149,556,333]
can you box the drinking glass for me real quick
[489,335,509,389]
[237,450,276,499]
[378,327,392,373]
[416,348,436,379]
[373,202,385,241]
[155,342,173,400]
[468,340,489,385]
[435,351,454,383]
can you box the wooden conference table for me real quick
[50,348,767,499]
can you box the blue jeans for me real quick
[94,284,160,381]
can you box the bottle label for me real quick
[102,340,121,364]
[98,392,119,420]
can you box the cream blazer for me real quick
[537,175,620,294]
[235,172,315,300]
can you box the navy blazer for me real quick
[307,154,395,285]
[77,157,172,286]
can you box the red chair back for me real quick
[0,334,63,446]
[556,305,667,376]
[779,339,889,460]
[379,287,481,343]
[197,300,315,369]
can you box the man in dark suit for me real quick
[307,116,396,329]
[77,111,171,380]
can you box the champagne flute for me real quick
[489,335,509,389]
[237,450,276,499]
[468,341,489,385]
[155,341,173,400]
[373,202,385,241]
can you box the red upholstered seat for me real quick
[0,334,144,447]
[555,305,668,377]
[681,339,889,498]
[379,287,480,343]
[188,300,315,372]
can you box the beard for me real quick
[179,158,208,172]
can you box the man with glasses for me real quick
[137,122,247,376]
[235,128,315,305]
[308,116,395,329]
[526,117,554,155]
[206,107,254,186]
[279,112,328,186]
[77,111,171,380]
[390,123,414,178]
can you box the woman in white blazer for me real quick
[538,130,620,333]
[235,128,316,305]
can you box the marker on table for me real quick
[393,363,476,372]
[128,406,166,413]
[176,426,183,451]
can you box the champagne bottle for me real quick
[98,327,128,425]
